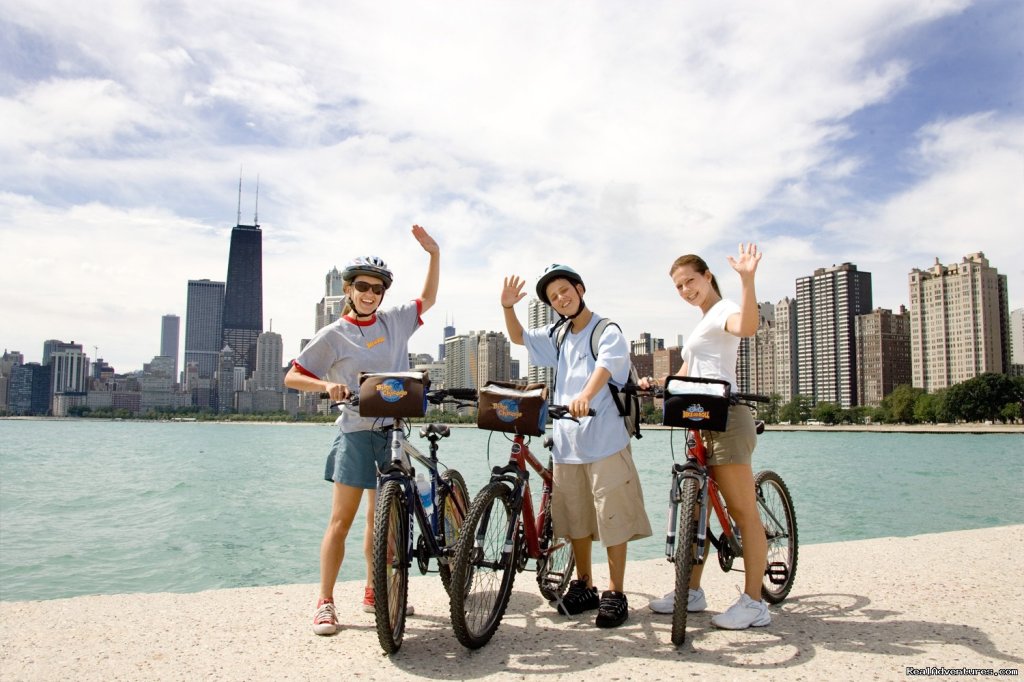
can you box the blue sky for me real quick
[1,0,1022,371]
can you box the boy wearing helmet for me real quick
[500,266,652,628]
[285,225,439,636]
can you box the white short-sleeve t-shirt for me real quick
[680,299,741,390]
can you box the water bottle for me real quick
[416,473,433,516]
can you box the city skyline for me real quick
[1,2,1022,371]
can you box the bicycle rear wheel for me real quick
[536,495,575,602]
[437,469,469,595]
[373,479,409,654]
[671,476,700,647]
[754,470,798,604]
[449,482,520,649]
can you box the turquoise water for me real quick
[1,420,1021,602]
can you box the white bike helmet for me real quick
[342,256,393,289]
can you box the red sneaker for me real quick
[313,598,339,636]
[363,586,414,615]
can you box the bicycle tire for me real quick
[437,469,469,595]
[449,481,519,649]
[671,476,700,646]
[754,469,798,603]
[373,479,409,654]
[536,495,575,602]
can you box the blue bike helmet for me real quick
[536,264,585,306]
[342,256,393,289]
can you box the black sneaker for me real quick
[595,590,629,628]
[556,577,600,615]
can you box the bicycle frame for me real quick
[376,418,461,568]
[487,434,556,562]
[666,429,740,567]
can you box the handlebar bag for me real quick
[662,376,731,431]
[358,370,430,418]
[477,381,549,436]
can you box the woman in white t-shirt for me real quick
[284,225,439,636]
[646,243,771,631]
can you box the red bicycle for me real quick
[447,403,581,649]
[659,376,798,645]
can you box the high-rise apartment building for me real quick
[161,314,180,381]
[185,279,225,379]
[772,297,798,403]
[325,266,345,297]
[254,331,284,392]
[795,263,873,407]
[476,331,512,386]
[1008,307,1023,367]
[527,298,555,387]
[856,306,911,406]
[739,303,775,396]
[908,253,1010,392]
[444,332,478,389]
[222,222,263,377]
[315,267,347,333]
[8,363,52,415]
[217,345,235,412]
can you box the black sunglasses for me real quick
[353,281,385,295]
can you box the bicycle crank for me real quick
[717,532,735,571]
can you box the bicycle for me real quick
[448,401,584,650]
[344,378,478,654]
[657,376,798,646]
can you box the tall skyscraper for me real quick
[217,345,235,412]
[856,306,912,406]
[48,345,89,410]
[161,314,180,381]
[325,266,345,297]
[315,266,347,333]
[444,332,478,389]
[185,279,225,378]
[908,252,1010,392]
[739,303,775,396]
[254,331,284,392]
[222,221,263,377]
[527,298,555,387]
[795,263,873,407]
[439,320,456,362]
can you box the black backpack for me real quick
[553,317,642,439]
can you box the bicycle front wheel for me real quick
[536,495,575,602]
[755,470,798,603]
[437,469,469,595]
[373,479,409,654]
[671,475,700,647]
[449,481,519,649]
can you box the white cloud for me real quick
[2,0,1018,370]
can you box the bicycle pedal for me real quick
[766,562,789,584]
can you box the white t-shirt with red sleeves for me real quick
[680,299,741,391]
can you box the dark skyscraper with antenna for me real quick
[222,178,263,376]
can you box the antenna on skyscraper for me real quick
[237,166,243,226]
[254,174,260,226]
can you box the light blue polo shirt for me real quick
[523,313,630,464]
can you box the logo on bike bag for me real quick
[682,403,711,421]
[376,378,409,403]
[494,398,523,423]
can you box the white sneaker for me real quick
[711,593,771,630]
[312,599,339,636]
[648,587,707,614]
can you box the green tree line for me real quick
[765,373,1023,425]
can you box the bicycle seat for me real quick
[755,420,765,435]
[420,423,451,439]
[543,436,554,450]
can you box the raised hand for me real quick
[727,242,762,279]
[412,224,439,255]
[501,275,527,309]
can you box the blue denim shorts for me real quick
[324,429,390,489]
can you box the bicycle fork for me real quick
[666,463,710,564]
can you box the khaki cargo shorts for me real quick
[551,445,653,547]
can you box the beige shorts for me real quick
[703,404,757,467]
[551,446,653,548]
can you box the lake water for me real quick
[1,419,1021,602]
